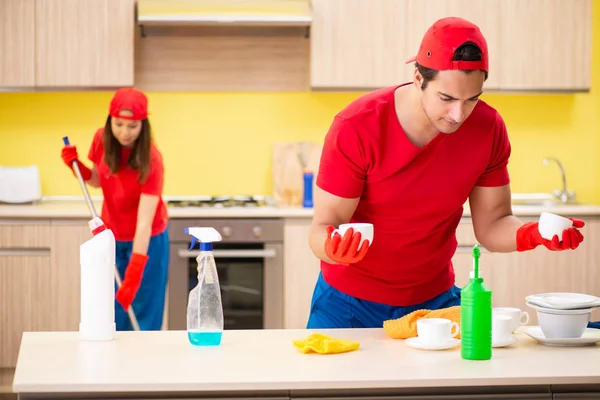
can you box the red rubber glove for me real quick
[61,145,92,181]
[324,225,370,266]
[115,253,149,311]
[516,218,585,252]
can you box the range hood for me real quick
[137,0,312,27]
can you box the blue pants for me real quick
[306,272,461,329]
[114,228,169,331]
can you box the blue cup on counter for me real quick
[303,172,314,208]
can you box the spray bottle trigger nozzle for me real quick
[185,227,222,251]
[184,228,197,250]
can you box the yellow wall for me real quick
[1,5,598,202]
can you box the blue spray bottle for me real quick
[185,227,224,346]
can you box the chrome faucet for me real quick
[543,157,576,204]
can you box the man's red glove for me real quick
[61,145,92,181]
[516,218,585,252]
[115,253,149,311]
[324,225,370,266]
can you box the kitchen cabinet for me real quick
[0,220,52,368]
[281,216,600,329]
[0,0,35,87]
[0,0,134,89]
[35,0,134,87]
[310,0,591,91]
[0,219,91,368]
[283,218,320,329]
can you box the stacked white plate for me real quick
[524,292,600,347]
[526,292,600,310]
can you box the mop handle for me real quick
[62,137,98,219]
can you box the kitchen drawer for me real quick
[0,220,51,249]
[456,219,477,247]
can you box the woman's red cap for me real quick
[109,88,149,121]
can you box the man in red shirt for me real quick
[307,17,585,328]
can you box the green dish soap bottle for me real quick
[460,244,492,360]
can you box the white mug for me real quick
[492,307,529,333]
[492,314,514,343]
[538,212,573,241]
[416,318,460,345]
[331,223,374,246]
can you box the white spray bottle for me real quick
[185,227,224,346]
[79,217,116,341]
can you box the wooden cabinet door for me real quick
[283,219,321,329]
[0,253,52,367]
[310,0,502,89]
[310,0,409,89]
[310,0,591,91]
[35,0,135,87]
[496,0,592,91]
[0,0,35,87]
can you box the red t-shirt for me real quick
[88,128,168,242]
[316,84,511,306]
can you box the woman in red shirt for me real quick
[61,88,169,331]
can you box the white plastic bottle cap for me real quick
[469,270,483,279]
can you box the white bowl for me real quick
[536,308,591,339]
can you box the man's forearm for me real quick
[476,215,524,253]
[309,223,334,263]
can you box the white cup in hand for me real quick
[416,318,460,345]
[331,223,374,246]
[538,212,573,241]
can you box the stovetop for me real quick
[166,196,270,208]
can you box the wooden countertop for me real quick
[12,328,600,395]
[2,200,600,219]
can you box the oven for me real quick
[167,218,283,330]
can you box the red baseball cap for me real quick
[109,87,149,121]
[406,17,488,72]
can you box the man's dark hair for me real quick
[415,42,489,89]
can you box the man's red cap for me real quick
[406,17,488,72]
[109,88,149,121]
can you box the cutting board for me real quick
[272,142,322,208]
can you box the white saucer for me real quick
[405,337,460,351]
[492,335,519,348]
[524,326,600,347]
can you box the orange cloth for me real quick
[383,306,461,339]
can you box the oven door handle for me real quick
[178,249,277,259]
